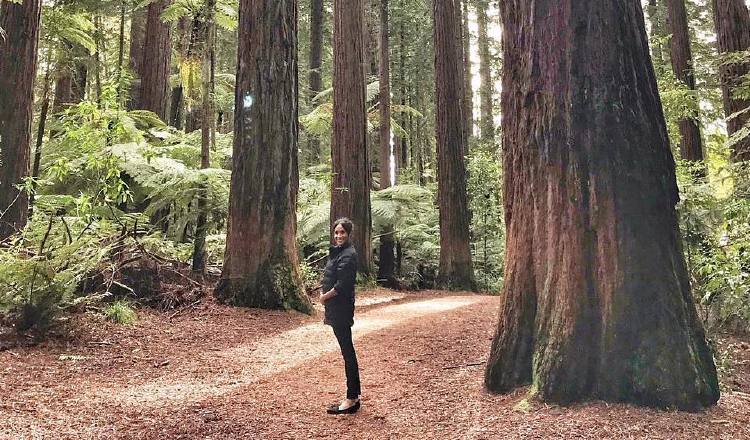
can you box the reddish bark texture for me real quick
[433,0,475,290]
[138,0,172,121]
[378,0,396,284]
[0,0,42,240]
[462,0,473,139]
[667,0,704,162]
[485,0,719,410]
[713,0,750,161]
[331,0,373,275]
[216,0,310,313]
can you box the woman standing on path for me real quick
[320,217,362,415]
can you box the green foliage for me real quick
[104,300,137,324]
[677,159,750,332]
[467,144,505,293]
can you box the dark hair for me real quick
[333,217,353,234]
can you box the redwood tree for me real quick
[378,0,396,285]
[434,0,475,290]
[0,0,42,241]
[215,0,311,313]
[462,0,473,139]
[331,0,373,275]
[307,0,324,163]
[127,5,146,110]
[667,0,704,162]
[476,0,494,141]
[138,0,172,120]
[485,0,719,410]
[713,0,750,162]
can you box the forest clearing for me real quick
[2,290,749,439]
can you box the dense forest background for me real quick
[0,0,748,339]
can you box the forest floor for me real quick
[1,289,749,440]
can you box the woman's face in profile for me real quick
[334,224,349,246]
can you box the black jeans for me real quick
[332,324,361,399]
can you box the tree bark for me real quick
[331,0,373,275]
[216,0,311,313]
[0,0,42,241]
[667,0,704,163]
[377,0,396,285]
[712,0,750,161]
[307,0,324,163]
[462,0,473,140]
[138,0,172,120]
[433,0,475,290]
[476,0,494,141]
[485,0,719,410]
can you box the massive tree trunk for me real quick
[667,0,704,163]
[713,0,750,162]
[485,0,719,410]
[215,0,311,313]
[377,0,396,285]
[433,0,475,290]
[138,0,172,120]
[0,0,42,241]
[331,0,373,275]
[127,5,146,110]
[307,0,324,163]
[462,0,473,139]
[476,0,494,141]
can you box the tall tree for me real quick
[138,0,172,120]
[378,0,396,285]
[462,0,473,139]
[331,0,373,275]
[127,4,146,109]
[192,0,216,273]
[712,0,750,162]
[307,0,324,163]
[647,0,669,64]
[475,0,493,141]
[0,0,42,241]
[433,0,475,290]
[667,0,704,163]
[215,0,311,312]
[485,0,719,410]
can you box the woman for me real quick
[319,217,361,415]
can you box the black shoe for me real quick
[326,400,360,415]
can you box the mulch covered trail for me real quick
[1,290,749,439]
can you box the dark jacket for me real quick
[321,241,358,327]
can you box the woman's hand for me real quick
[319,289,336,303]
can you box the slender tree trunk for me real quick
[398,2,408,171]
[331,0,373,275]
[462,0,473,139]
[0,0,42,241]
[192,0,216,273]
[71,61,87,102]
[377,0,396,285]
[29,62,52,217]
[116,0,126,102]
[93,15,103,104]
[713,0,750,162]
[485,0,719,410]
[476,0,494,141]
[128,4,146,109]
[647,0,668,65]
[434,0,475,290]
[139,0,172,120]
[307,0,324,163]
[216,0,311,312]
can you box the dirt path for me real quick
[1,290,749,439]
